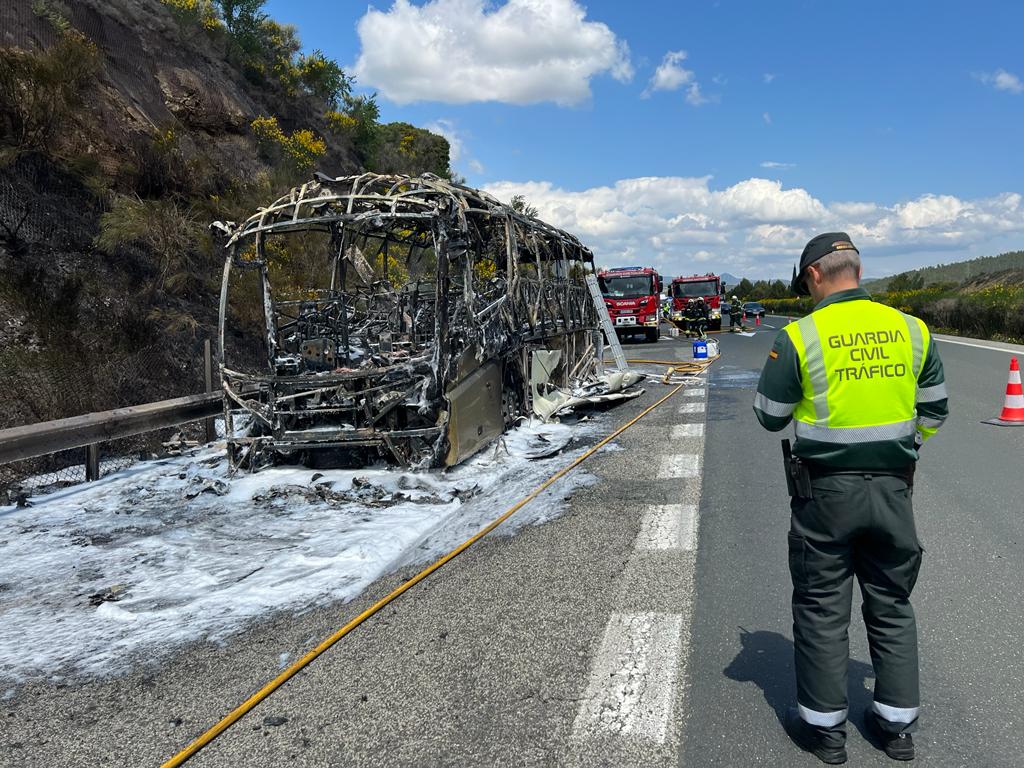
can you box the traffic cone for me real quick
[984,357,1024,426]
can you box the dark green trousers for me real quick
[788,472,924,732]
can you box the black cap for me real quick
[791,232,859,296]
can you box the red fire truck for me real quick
[670,273,724,331]
[597,266,664,343]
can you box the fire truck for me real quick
[597,266,664,343]
[670,273,724,331]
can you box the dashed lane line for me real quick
[635,504,699,551]
[656,453,701,479]
[670,423,704,438]
[572,612,686,743]
[573,360,708,758]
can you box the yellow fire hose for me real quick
[161,356,717,767]
[626,356,722,385]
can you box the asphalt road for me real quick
[2,321,1022,767]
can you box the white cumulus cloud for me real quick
[643,50,707,105]
[482,176,1024,278]
[760,161,795,169]
[978,68,1023,94]
[353,0,633,106]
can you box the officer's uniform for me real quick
[754,234,948,756]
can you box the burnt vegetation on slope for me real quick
[0,0,457,431]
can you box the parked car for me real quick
[742,302,766,318]
[721,300,732,315]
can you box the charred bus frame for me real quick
[215,173,607,469]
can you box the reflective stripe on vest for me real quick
[900,310,925,377]
[784,299,926,444]
[795,315,830,425]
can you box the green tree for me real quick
[736,277,754,297]
[510,194,539,218]
[344,94,381,164]
[297,49,350,107]
[215,0,266,42]
[372,121,451,177]
[888,272,925,292]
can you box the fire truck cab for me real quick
[598,266,663,343]
[670,273,724,331]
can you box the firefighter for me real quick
[681,298,697,337]
[729,295,744,331]
[753,233,948,764]
[693,297,709,339]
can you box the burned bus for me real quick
[214,173,640,470]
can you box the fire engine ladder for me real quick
[585,273,628,372]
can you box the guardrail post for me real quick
[204,339,216,444]
[85,443,100,482]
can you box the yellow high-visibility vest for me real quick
[783,299,933,444]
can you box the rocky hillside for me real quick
[0,0,452,428]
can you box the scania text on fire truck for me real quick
[670,273,724,331]
[597,266,663,343]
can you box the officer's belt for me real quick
[806,462,915,485]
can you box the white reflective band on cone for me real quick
[873,701,919,724]
[798,704,848,727]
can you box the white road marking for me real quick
[934,335,1024,355]
[574,356,709,752]
[671,423,704,438]
[635,504,699,551]
[573,612,684,743]
[657,453,700,478]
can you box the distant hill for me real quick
[863,250,1024,293]
[719,272,742,286]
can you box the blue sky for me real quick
[265,0,1024,279]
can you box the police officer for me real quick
[753,233,948,764]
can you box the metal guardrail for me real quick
[0,340,222,487]
[0,391,222,468]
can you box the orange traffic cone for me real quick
[984,357,1024,426]
[755,314,761,327]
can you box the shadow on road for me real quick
[723,629,877,741]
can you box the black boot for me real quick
[866,710,916,761]
[783,707,848,764]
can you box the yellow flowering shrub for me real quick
[250,116,326,171]
[160,0,221,31]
